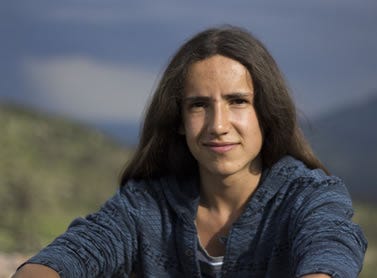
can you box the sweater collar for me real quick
[160,156,303,224]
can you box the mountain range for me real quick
[95,92,377,203]
[0,97,376,276]
[97,92,377,203]
[303,92,377,203]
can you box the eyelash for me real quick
[229,98,249,105]
[187,98,249,110]
[188,101,208,109]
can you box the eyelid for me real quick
[184,97,209,106]
[183,93,253,108]
[227,95,252,105]
[230,98,248,103]
[184,98,209,111]
[190,101,208,107]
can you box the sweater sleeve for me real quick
[290,176,367,278]
[20,186,139,277]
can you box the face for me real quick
[181,55,263,179]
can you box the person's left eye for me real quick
[230,98,248,105]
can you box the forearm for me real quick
[12,263,60,278]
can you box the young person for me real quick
[14,26,367,278]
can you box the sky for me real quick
[1,0,377,134]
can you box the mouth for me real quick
[202,142,239,153]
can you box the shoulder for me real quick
[120,175,199,221]
[119,177,168,209]
[275,156,350,199]
[270,156,353,217]
[277,158,368,277]
[119,176,190,217]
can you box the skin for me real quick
[181,55,330,278]
[12,54,330,278]
[12,264,59,277]
[182,55,263,182]
[182,55,263,256]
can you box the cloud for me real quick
[16,0,374,27]
[22,56,158,122]
[5,0,377,122]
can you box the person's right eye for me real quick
[188,101,208,110]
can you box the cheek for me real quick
[232,110,259,129]
[183,114,205,137]
[233,110,263,143]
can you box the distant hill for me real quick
[303,92,377,203]
[97,121,140,147]
[1,102,376,276]
[0,102,131,252]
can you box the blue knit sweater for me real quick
[22,156,367,277]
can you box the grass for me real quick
[0,102,130,252]
[354,203,377,278]
[1,102,376,277]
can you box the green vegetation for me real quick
[0,102,131,252]
[354,203,377,278]
[0,103,375,277]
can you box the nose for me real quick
[207,102,230,136]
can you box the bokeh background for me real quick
[1,1,376,277]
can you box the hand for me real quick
[12,263,60,278]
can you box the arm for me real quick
[14,187,139,277]
[13,264,59,278]
[290,176,367,278]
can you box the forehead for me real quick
[184,55,253,94]
[187,55,249,77]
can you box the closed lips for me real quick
[203,142,238,147]
[203,142,239,153]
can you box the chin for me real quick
[201,163,245,177]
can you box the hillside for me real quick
[0,102,131,252]
[0,101,375,277]
[303,92,377,203]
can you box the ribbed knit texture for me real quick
[21,156,367,277]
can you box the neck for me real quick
[199,166,262,214]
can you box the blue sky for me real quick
[1,0,376,128]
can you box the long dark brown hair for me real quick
[120,26,327,185]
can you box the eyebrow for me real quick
[183,92,253,102]
[224,92,253,100]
